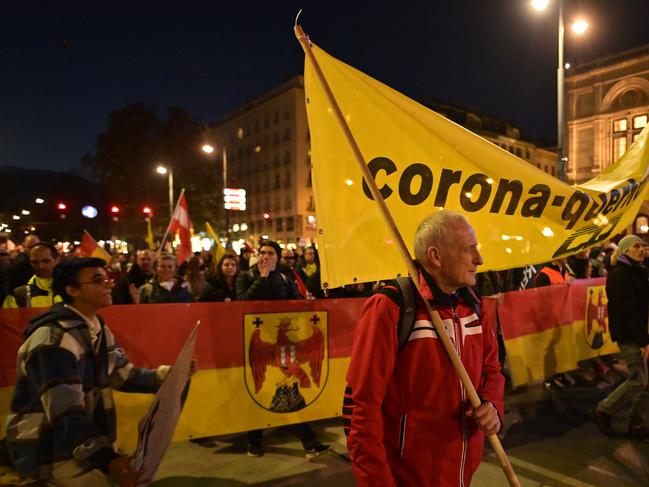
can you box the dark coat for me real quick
[606,255,649,347]
[236,265,299,301]
[139,277,193,304]
[199,275,237,302]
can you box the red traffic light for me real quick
[142,206,153,216]
[57,202,67,211]
[110,205,121,214]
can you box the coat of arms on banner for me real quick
[584,285,609,350]
[244,311,328,413]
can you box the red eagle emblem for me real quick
[586,289,608,336]
[249,317,324,394]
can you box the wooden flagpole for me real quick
[294,24,520,487]
[157,188,186,255]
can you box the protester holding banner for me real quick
[343,211,504,487]
[4,257,175,486]
[238,240,329,458]
[594,234,649,440]
[139,253,193,304]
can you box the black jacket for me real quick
[236,265,299,301]
[199,275,237,302]
[606,255,649,347]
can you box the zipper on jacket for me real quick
[398,413,408,459]
[453,306,468,487]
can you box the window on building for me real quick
[287,217,295,232]
[508,146,514,153]
[613,136,627,161]
[274,173,280,189]
[285,170,292,187]
[551,166,555,176]
[274,110,279,125]
[613,118,628,132]
[284,150,291,164]
[515,148,522,158]
[525,148,531,160]
[276,217,284,232]
[633,132,642,143]
[544,165,548,173]
[284,110,290,121]
[284,197,292,210]
[635,214,649,234]
[633,115,648,129]
[283,127,291,142]
[536,163,541,169]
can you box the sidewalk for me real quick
[150,418,544,486]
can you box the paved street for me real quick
[149,375,649,486]
[2,375,648,486]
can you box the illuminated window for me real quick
[633,115,648,129]
[613,136,627,160]
[633,132,642,143]
[613,118,628,132]
[635,215,648,234]
[237,127,244,139]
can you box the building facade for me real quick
[566,43,649,235]
[205,76,315,246]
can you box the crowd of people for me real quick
[1,221,649,486]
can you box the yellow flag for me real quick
[205,221,226,264]
[303,43,649,288]
[145,219,155,250]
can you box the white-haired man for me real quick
[343,210,504,487]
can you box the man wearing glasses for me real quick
[5,257,174,487]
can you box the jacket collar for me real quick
[416,262,479,309]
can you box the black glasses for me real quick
[76,277,115,287]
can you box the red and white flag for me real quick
[167,191,192,265]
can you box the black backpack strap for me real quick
[377,277,418,353]
[394,277,417,352]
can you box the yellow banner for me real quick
[303,44,649,288]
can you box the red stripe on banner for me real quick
[496,278,606,340]
[0,299,366,388]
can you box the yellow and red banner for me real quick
[0,300,363,450]
[302,43,649,288]
[490,278,618,387]
[0,283,618,447]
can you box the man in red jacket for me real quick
[344,210,504,487]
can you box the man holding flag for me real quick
[343,211,504,487]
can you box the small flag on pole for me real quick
[79,230,112,263]
[291,267,309,299]
[205,221,225,265]
[166,191,192,265]
[145,218,155,250]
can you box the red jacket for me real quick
[344,273,504,487]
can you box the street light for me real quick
[202,143,230,244]
[531,0,588,181]
[156,165,174,220]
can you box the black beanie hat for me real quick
[53,257,106,302]
[259,240,282,259]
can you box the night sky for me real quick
[3,0,649,173]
